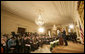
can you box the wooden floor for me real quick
[52,41,84,53]
[31,41,84,53]
[31,45,51,53]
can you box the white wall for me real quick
[1,10,38,34]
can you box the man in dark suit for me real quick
[62,30,68,46]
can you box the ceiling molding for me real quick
[1,1,79,27]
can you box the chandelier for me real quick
[35,11,45,26]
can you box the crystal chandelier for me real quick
[35,13,45,26]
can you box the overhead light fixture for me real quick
[35,9,45,26]
[35,9,45,33]
[35,14,45,26]
[38,27,45,33]
[69,24,74,29]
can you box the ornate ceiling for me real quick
[1,1,79,28]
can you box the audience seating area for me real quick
[1,32,78,53]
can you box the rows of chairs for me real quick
[7,36,58,53]
[66,32,77,42]
[24,37,58,53]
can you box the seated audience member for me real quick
[1,37,7,53]
[8,37,16,53]
[15,36,20,53]
[1,44,4,53]
[24,37,31,53]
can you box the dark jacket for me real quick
[62,30,66,39]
